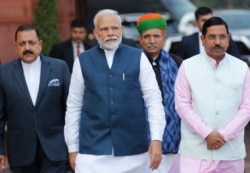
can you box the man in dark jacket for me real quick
[49,18,91,72]
[0,24,70,173]
[178,6,240,60]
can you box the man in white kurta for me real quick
[64,9,166,173]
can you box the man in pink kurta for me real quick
[170,17,250,173]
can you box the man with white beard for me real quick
[64,9,166,173]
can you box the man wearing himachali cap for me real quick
[136,13,182,173]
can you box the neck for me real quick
[213,54,225,64]
[147,53,160,59]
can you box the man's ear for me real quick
[227,33,231,41]
[138,35,143,44]
[93,28,98,38]
[200,34,205,47]
[14,42,18,53]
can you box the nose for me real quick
[24,42,31,50]
[107,28,114,35]
[149,35,156,43]
[214,37,221,44]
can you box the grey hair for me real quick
[93,9,122,28]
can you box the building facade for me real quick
[0,0,83,63]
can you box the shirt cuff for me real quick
[218,128,229,141]
[200,126,213,139]
[67,144,79,153]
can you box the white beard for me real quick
[97,36,122,50]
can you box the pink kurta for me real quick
[171,54,250,173]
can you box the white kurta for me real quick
[64,47,166,173]
[22,56,41,105]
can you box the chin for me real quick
[22,57,36,63]
[103,41,120,50]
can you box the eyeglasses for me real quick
[207,34,228,41]
[141,34,163,40]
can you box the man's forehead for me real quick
[17,30,37,37]
[97,14,120,23]
[72,27,86,30]
[206,25,227,33]
[98,23,121,28]
[16,32,39,42]
[142,28,163,35]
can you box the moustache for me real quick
[147,44,158,48]
[104,36,118,42]
[23,50,33,55]
[214,45,223,49]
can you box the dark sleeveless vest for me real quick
[78,44,149,156]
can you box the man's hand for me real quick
[148,140,162,170]
[206,131,225,150]
[0,155,6,173]
[69,152,78,171]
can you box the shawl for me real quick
[159,50,181,154]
